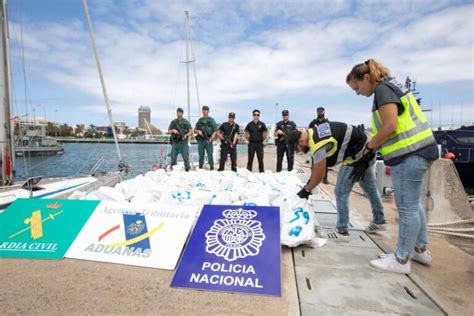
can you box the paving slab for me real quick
[0,247,299,315]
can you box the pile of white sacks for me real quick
[70,168,327,248]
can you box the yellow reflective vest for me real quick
[371,79,436,160]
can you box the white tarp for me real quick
[66,201,198,270]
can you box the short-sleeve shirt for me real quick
[245,120,268,143]
[168,118,192,141]
[275,120,297,144]
[219,122,240,144]
[195,116,217,140]
[373,80,438,166]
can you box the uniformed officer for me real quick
[195,105,218,170]
[167,107,193,171]
[309,106,329,183]
[274,109,297,172]
[308,106,329,128]
[287,121,386,237]
[217,112,239,172]
[244,109,268,172]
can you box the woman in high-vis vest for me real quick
[346,59,439,274]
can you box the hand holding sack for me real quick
[297,187,312,199]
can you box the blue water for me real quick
[15,143,247,180]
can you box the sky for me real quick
[8,0,474,131]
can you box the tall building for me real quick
[138,106,151,130]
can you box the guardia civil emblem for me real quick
[205,208,266,261]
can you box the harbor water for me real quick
[15,142,248,180]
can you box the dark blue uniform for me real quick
[275,120,297,172]
[245,120,267,172]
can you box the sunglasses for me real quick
[253,113,260,116]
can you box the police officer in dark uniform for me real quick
[217,112,239,172]
[308,106,329,128]
[308,106,329,183]
[275,110,297,172]
[167,107,193,171]
[245,109,268,172]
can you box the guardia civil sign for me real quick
[0,198,99,259]
[171,204,281,296]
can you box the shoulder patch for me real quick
[317,122,332,138]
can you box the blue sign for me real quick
[171,204,281,296]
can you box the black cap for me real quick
[228,112,235,118]
[253,109,260,115]
[282,110,289,115]
[317,107,325,112]
[202,105,209,111]
[177,107,184,113]
[287,130,302,149]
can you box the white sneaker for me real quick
[412,250,432,266]
[370,253,411,274]
[365,221,388,234]
[379,250,432,266]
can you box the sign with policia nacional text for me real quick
[171,204,281,296]
[66,201,198,270]
[0,198,99,259]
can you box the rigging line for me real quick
[10,4,31,179]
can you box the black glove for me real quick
[348,150,375,183]
[297,187,312,199]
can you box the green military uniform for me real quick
[195,116,217,169]
[168,118,192,171]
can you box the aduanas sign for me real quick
[66,201,198,270]
[0,198,99,259]
[171,204,281,296]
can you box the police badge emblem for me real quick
[205,208,266,261]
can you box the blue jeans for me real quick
[391,155,431,260]
[335,160,385,233]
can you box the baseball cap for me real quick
[282,110,289,115]
[317,107,325,112]
[228,112,235,118]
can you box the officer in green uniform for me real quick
[195,105,218,170]
[167,107,193,171]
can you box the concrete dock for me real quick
[1,145,472,315]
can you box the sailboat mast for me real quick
[0,0,14,186]
[185,11,191,123]
[82,0,122,163]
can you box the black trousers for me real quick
[247,142,264,172]
[276,143,294,172]
[218,144,237,171]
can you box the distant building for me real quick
[138,106,151,130]
[114,121,126,131]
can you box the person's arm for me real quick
[274,123,283,137]
[306,159,326,191]
[185,121,193,137]
[367,103,398,149]
[233,129,239,145]
[244,124,250,141]
[167,121,177,135]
